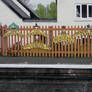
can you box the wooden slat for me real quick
[45,26,48,57]
[49,26,51,57]
[84,36,86,57]
[42,26,44,57]
[12,35,13,56]
[2,26,5,56]
[68,26,70,57]
[74,26,76,57]
[30,26,31,56]
[14,35,16,56]
[77,26,80,57]
[87,35,90,57]
[39,39,41,57]
[91,36,92,57]
[23,26,26,56]
[18,28,19,56]
[78,37,80,57]
[33,28,35,57]
[9,35,10,56]
[91,26,92,57]
[84,28,86,57]
[38,27,41,57]
[3,26,7,56]
[55,26,57,57]
[51,26,54,57]
[20,26,23,56]
[81,26,83,57]
[26,26,29,56]
[5,28,7,56]
[81,36,83,57]
[71,26,73,57]
[58,26,60,57]
[65,26,67,57]
[61,27,63,57]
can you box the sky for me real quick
[28,0,56,9]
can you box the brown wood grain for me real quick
[20,26,23,56]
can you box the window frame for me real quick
[88,4,92,17]
[19,0,57,22]
[75,4,92,21]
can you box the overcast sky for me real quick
[28,0,56,9]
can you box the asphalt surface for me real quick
[0,57,92,64]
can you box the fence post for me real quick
[68,26,70,57]
[5,25,7,56]
[45,26,48,57]
[0,25,2,54]
[1,26,5,56]
[51,26,54,57]
[58,26,60,57]
[65,26,67,57]
[71,26,73,57]
[48,26,53,57]
[55,26,57,57]
[84,27,86,57]
[91,26,92,57]
[81,26,83,57]
[74,26,76,57]
[20,26,23,56]
[42,26,45,57]
[77,26,80,57]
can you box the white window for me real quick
[76,5,80,17]
[89,5,92,17]
[76,4,92,19]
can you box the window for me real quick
[76,4,92,19]
[89,5,92,17]
[82,5,87,18]
[76,5,80,17]
[18,0,57,21]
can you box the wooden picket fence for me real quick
[1,25,92,57]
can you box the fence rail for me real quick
[1,25,92,57]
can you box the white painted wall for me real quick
[0,0,92,26]
[0,0,57,26]
[58,0,92,26]
[0,0,22,25]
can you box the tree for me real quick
[35,4,46,18]
[35,2,57,19]
[47,2,57,18]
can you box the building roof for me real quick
[17,0,40,19]
[2,0,40,20]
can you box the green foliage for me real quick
[35,4,46,18]
[48,2,57,18]
[35,2,57,19]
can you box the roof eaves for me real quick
[17,0,40,19]
[2,0,30,19]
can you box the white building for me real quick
[0,0,92,26]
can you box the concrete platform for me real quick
[0,57,92,64]
[0,57,92,69]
